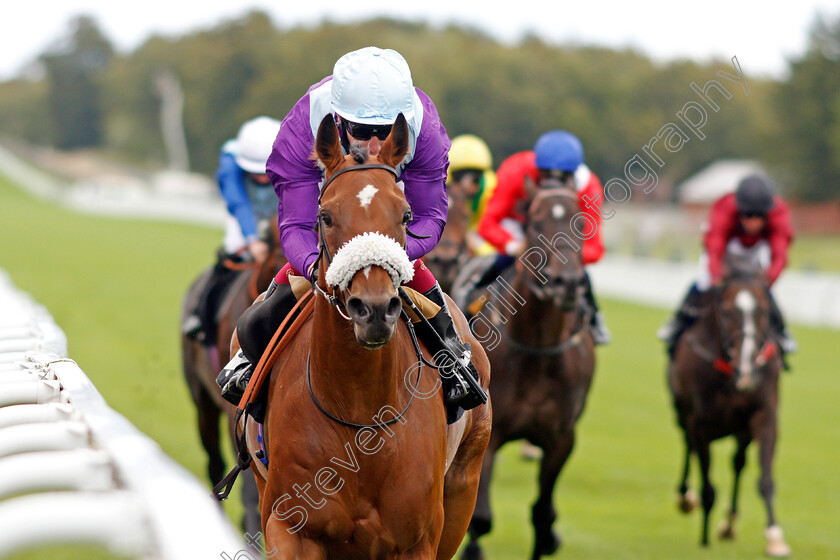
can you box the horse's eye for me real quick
[320,211,333,227]
[402,209,413,224]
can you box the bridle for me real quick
[497,185,588,355]
[524,186,584,308]
[689,284,778,378]
[310,163,399,319]
[305,162,446,428]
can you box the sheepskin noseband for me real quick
[324,232,414,291]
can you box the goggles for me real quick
[451,169,483,184]
[343,120,393,141]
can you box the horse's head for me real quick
[520,175,585,311]
[714,257,775,390]
[314,113,412,349]
[424,183,471,292]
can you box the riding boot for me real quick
[477,254,515,288]
[216,280,296,405]
[657,284,704,355]
[415,283,486,423]
[582,271,610,345]
[768,291,797,355]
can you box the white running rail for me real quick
[0,269,246,559]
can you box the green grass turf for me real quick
[0,174,837,559]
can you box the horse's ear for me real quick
[315,114,343,173]
[379,113,409,168]
[523,174,539,200]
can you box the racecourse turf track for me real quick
[0,175,837,559]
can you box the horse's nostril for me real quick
[386,296,402,320]
[347,297,370,321]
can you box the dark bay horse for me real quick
[458,180,596,560]
[241,114,492,558]
[424,182,471,294]
[668,259,791,557]
[181,220,285,534]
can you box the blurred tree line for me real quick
[0,11,837,201]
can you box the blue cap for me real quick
[534,130,583,172]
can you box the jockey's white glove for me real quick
[248,240,269,263]
[504,239,526,257]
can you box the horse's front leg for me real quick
[717,432,750,540]
[530,429,575,560]
[695,430,715,547]
[438,411,492,560]
[263,518,327,560]
[674,402,698,513]
[462,433,502,560]
[751,407,791,558]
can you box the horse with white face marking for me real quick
[668,257,790,557]
[239,114,492,559]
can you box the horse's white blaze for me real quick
[357,184,378,208]
[552,204,566,220]
[735,290,757,386]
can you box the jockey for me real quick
[183,115,282,340]
[465,130,610,344]
[447,134,497,256]
[658,174,797,355]
[217,47,483,418]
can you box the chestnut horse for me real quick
[181,222,285,534]
[458,181,596,560]
[424,182,471,294]
[668,258,790,557]
[241,114,491,558]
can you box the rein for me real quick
[305,162,437,428]
[311,163,399,316]
[306,310,426,429]
[688,289,778,376]
[495,186,586,356]
[501,306,588,356]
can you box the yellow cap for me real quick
[449,134,492,171]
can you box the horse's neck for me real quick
[309,298,405,418]
[508,274,575,345]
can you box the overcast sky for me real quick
[3,1,839,81]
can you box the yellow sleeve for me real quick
[468,170,499,255]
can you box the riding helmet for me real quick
[330,47,416,125]
[735,174,776,215]
[449,134,493,172]
[234,116,282,174]
[534,130,584,172]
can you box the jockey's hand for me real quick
[466,232,482,253]
[505,239,526,257]
[248,240,269,263]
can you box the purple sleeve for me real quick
[266,94,322,278]
[401,90,450,261]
